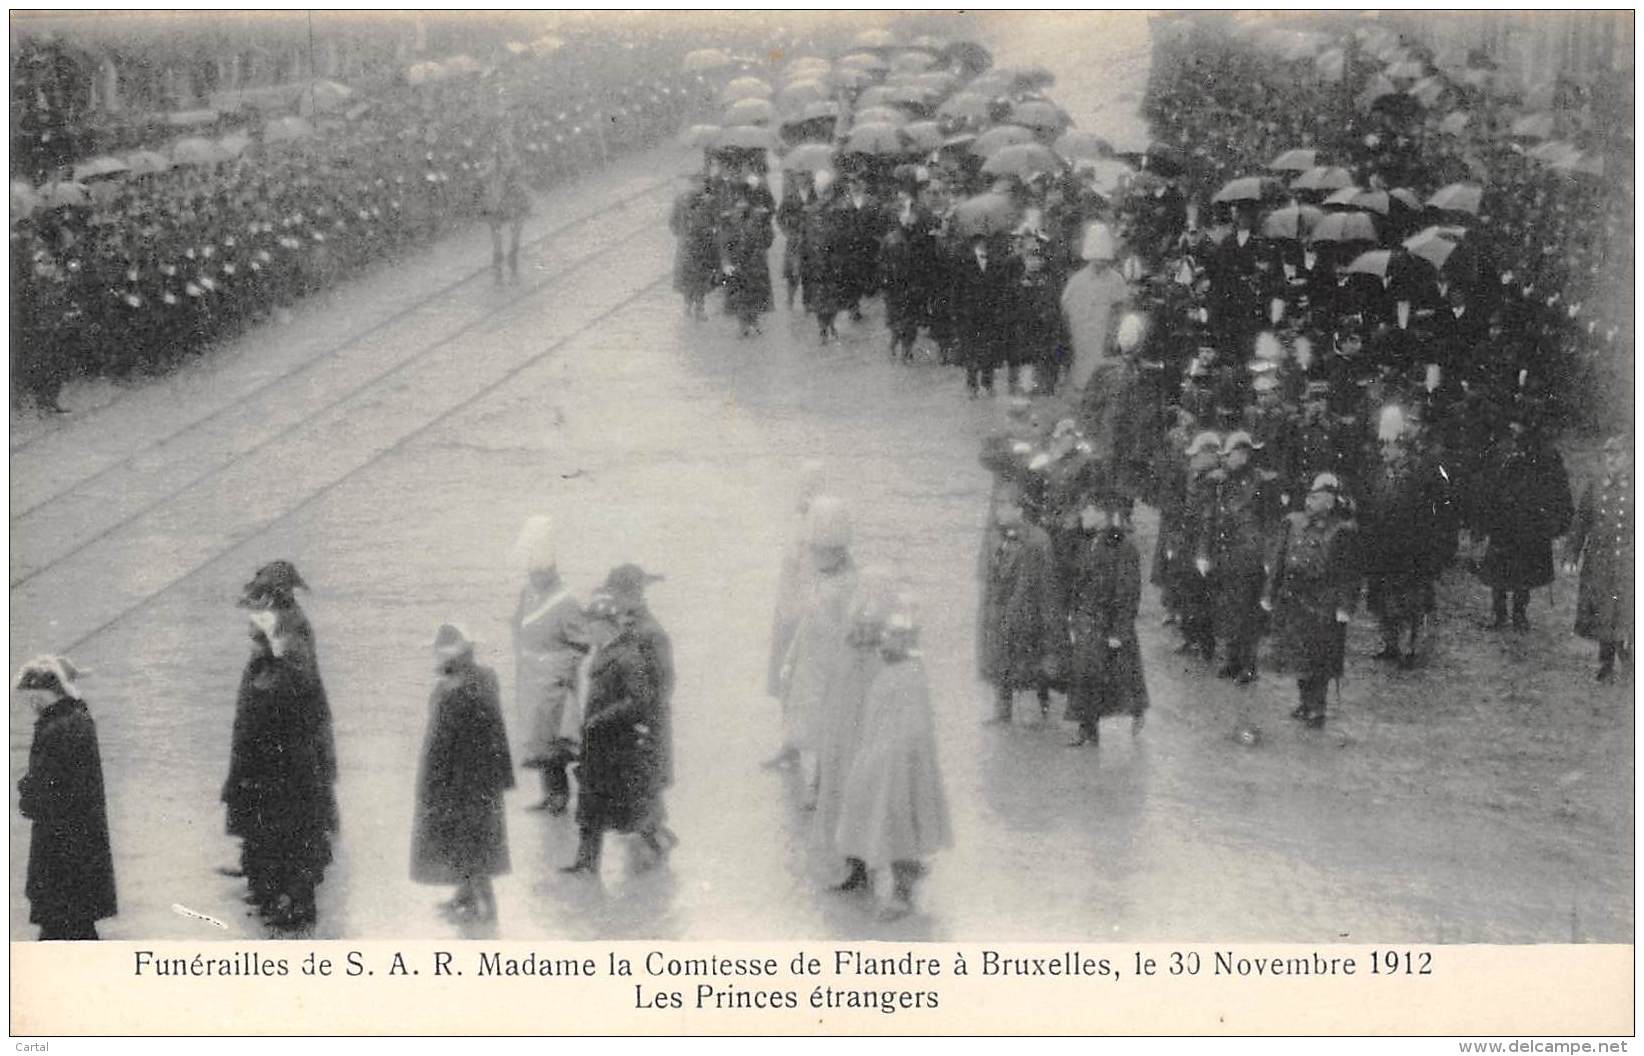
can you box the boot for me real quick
[1488,590,1509,629]
[1511,592,1530,631]
[832,857,870,893]
[880,861,922,919]
[560,827,602,874]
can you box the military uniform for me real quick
[1197,460,1277,679]
[1266,507,1359,723]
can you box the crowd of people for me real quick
[10,28,725,412]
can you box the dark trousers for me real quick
[1491,589,1530,623]
[38,918,99,941]
[1297,676,1329,717]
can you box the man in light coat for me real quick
[1059,221,1130,394]
[510,515,589,815]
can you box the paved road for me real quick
[10,14,1631,944]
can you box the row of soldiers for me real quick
[12,34,716,412]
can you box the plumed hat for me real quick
[806,494,854,550]
[14,655,85,701]
[512,514,556,573]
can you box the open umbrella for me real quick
[943,41,993,77]
[885,85,937,110]
[890,51,936,74]
[305,79,354,114]
[1437,111,1470,136]
[1010,99,1070,134]
[782,143,836,172]
[265,115,316,144]
[73,155,130,181]
[799,101,842,121]
[981,142,1062,178]
[786,57,832,77]
[1552,152,1605,178]
[970,72,1014,98]
[1261,203,1324,240]
[1267,147,1318,172]
[216,131,253,158]
[722,76,773,103]
[1309,211,1378,243]
[844,122,908,156]
[853,105,908,127]
[971,124,1036,158]
[1510,112,1556,139]
[1344,249,1393,278]
[938,132,977,155]
[1076,157,1136,192]
[171,137,227,166]
[1211,175,1269,204]
[716,125,779,152]
[724,98,775,126]
[1403,227,1464,270]
[914,71,959,95]
[40,180,91,208]
[1348,189,1393,215]
[1427,183,1483,215]
[856,86,895,109]
[900,121,945,152]
[952,192,1021,237]
[1008,63,1056,89]
[1291,166,1354,192]
[1527,140,1582,165]
[937,92,991,124]
[1388,188,1423,212]
[778,80,827,112]
[681,124,722,149]
[124,149,173,176]
[1054,130,1111,161]
[855,28,898,49]
[830,67,874,91]
[683,48,733,72]
[838,52,890,72]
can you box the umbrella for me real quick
[853,106,908,127]
[40,181,91,208]
[855,28,898,49]
[123,149,173,176]
[856,86,895,109]
[900,121,944,152]
[971,124,1036,158]
[11,179,41,215]
[1309,211,1379,243]
[306,79,354,114]
[778,80,827,112]
[683,48,732,72]
[937,132,976,154]
[830,68,874,91]
[1007,63,1055,89]
[1552,152,1605,178]
[1292,166,1354,192]
[1349,189,1394,215]
[265,115,316,144]
[171,137,227,166]
[1403,227,1464,270]
[890,51,936,74]
[981,142,1062,178]
[1055,130,1112,161]
[405,61,447,85]
[1267,148,1317,172]
[943,41,993,77]
[937,92,991,123]
[914,71,959,95]
[1388,188,1423,211]
[1427,183,1483,215]
[1355,74,1400,112]
[1344,249,1393,278]
[716,125,779,152]
[1510,112,1556,139]
[838,52,890,72]
[722,76,773,103]
[885,85,937,109]
[1322,185,1364,209]
[843,122,908,156]
[1010,99,1070,134]
[782,143,836,172]
[1437,111,1470,136]
[1527,140,1582,165]
[681,124,722,149]
[1211,176,1269,204]
[1261,204,1324,240]
[786,57,832,78]
[911,34,947,51]
[724,98,775,126]
[1076,156,1136,192]
[73,155,130,181]
[970,72,1014,97]
[952,192,1021,237]
[799,101,842,121]
[216,131,253,158]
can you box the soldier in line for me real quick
[1566,436,1634,682]
[1196,431,1276,683]
[978,483,1063,724]
[1264,474,1361,728]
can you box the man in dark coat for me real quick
[16,656,116,940]
[562,564,676,874]
[1064,489,1148,747]
[978,488,1063,724]
[879,190,939,360]
[1263,474,1360,727]
[719,194,774,338]
[800,172,848,341]
[669,175,718,319]
[411,624,513,923]
[1471,418,1574,630]
[1197,431,1277,681]
[223,609,339,929]
[953,233,1018,397]
[1357,412,1456,664]
[838,175,887,319]
[1566,436,1633,680]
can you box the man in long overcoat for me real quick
[1264,474,1360,726]
[1566,436,1634,680]
[1197,431,1277,681]
[1064,493,1149,746]
[953,233,1018,397]
[670,175,719,319]
[511,516,588,814]
[800,172,849,341]
[979,489,1063,723]
[1357,417,1455,664]
[1471,419,1573,630]
[16,656,116,940]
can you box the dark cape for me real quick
[21,697,117,931]
[576,619,668,834]
[1065,528,1150,724]
[411,661,514,884]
